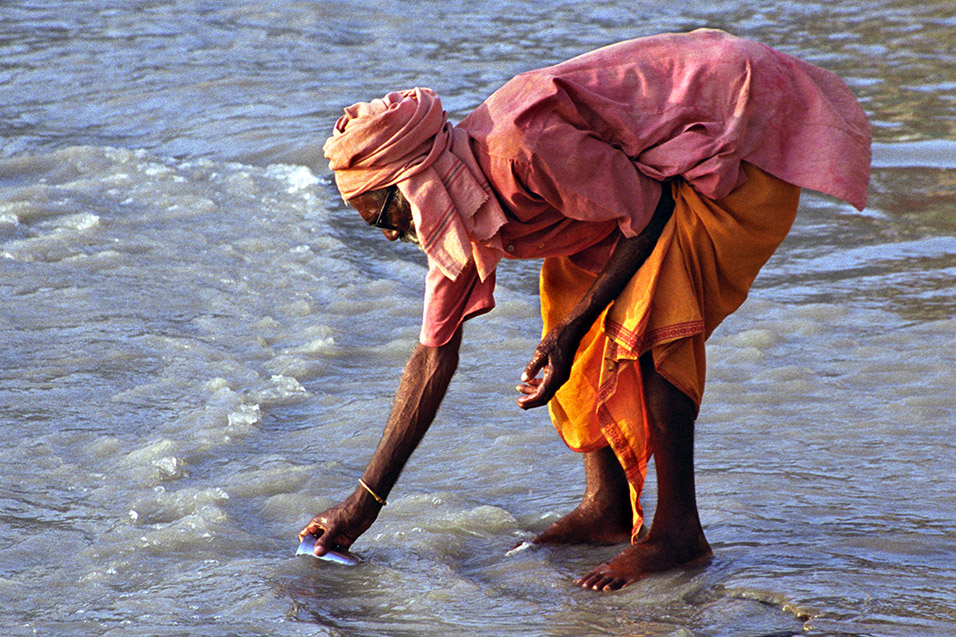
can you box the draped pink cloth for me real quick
[323,88,505,282]
[324,30,872,348]
[461,29,871,217]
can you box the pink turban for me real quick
[323,87,506,281]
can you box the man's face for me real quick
[348,187,420,248]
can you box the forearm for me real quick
[518,184,676,409]
[562,183,675,335]
[358,326,462,502]
[299,327,461,551]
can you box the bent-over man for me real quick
[300,28,871,591]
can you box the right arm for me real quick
[517,184,675,408]
[298,325,463,555]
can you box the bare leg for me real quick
[576,352,712,591]
[529,446,634,546]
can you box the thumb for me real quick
[521,350,547,382]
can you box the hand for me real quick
[298,490,381,556]
[516,323,579,410]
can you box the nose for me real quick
[382,229,401,241]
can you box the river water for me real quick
[1,1,954,635]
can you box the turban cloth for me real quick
[323,87,506,281]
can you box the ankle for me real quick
[579,492,630,523]
[645,522,709,552]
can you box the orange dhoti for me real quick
[540,163,801,538]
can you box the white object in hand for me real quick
[296,534,360,566]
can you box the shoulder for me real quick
[458,72,565,162]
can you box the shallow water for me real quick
[1,1,954,635]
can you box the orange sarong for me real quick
[541,163,801,538]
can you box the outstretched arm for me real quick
[517,184,675,409]
[299,325,463,554]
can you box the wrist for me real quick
[560,310,597,342]
[357,478,388,508]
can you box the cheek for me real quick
[349,202,377,225]
[396,195,415,226]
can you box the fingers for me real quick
[298,519,322,543]
[299,519,330,555]
[520,358,574,409]
[517,367,557,409]
[517,391,542,409]
[312,522,352,555]
[313,534,334,556]
[311,519,362,556]
[521,351,545,383]
[300,514,350,556]
[300,494,378,557]
[519,334,571,408]
[518,344,553,409]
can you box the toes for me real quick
[575,569,620,591]
[575,563,635,592]
[574,571,602,589]
[593,576,622,591]
[600,577,627,591]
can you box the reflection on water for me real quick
[1,0,954,635]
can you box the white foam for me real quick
[250,374,308,405]
[226,403,262,436]
[264,163,319,192]
[121,439,187,485]
[0,208,21,227]
[129,485,230,525]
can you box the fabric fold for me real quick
[541,163,800,538]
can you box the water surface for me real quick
[1,1,954,635]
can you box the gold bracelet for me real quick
[358,478,387,506]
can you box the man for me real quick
[300,28,871,591]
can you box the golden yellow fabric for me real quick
[540,163,801,537]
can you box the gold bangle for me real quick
[358,478,387,506]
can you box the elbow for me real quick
[417,325,463,374]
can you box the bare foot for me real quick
[574,532,712,591]
[528,501,634,546]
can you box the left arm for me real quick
[516,184,675,409]
[298,326,462,555]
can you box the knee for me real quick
[639,354,697,432]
